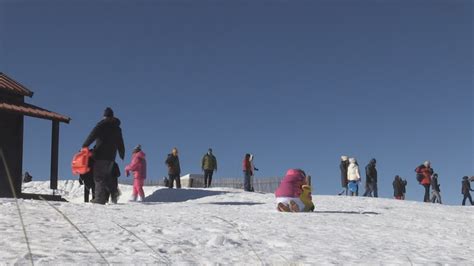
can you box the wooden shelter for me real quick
[0,73,70,199]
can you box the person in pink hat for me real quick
[125,145,147,202]
[275,169,310,212]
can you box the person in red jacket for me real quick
[243,154,252,191]
[415,161,433,202]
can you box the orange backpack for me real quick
[72,148,93,175]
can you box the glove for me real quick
[255,168,259,171]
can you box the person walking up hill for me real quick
[82,107,125,205]
[125,145,147,202]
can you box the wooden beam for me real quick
[50,120,59,190]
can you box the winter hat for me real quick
[433,173,438,178]
[285,169,306,180]
[463,176,469,180]
[104,107,114,118]
[424,161,431,167]
[349,158,356,164]
[133,145,142,153]
[341,156,349,161]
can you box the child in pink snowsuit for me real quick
[125,145,147,202]
[275,169,307,212]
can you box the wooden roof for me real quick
[0,72,34,97]
[0,73,70,123]
[0,101,71,123]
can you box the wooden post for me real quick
[50,120,59,190]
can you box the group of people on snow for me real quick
[77,107,472,206]
[339,156,378,197]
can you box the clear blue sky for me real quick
[1,0,472,205]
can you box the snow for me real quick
[0,180,472,264]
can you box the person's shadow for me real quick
[144,188,228,203]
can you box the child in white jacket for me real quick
[347,158,361,196]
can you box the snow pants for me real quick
[168,174,181,189]
[92,160,115,205]
[204,170,213,188]
[133,178,145,198]
[431,190,442,204]
[462,193,473,206]
[423,184,430,202]
[243,171,252,191]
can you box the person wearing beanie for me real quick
[347,158,361,196]
[82,107,125,205]
[462,176,474,206]
[201,148,218,188]
[415,161,434,202]
[430,173,442,204]
[338,156,350,196]
[125,145,147,202]
[363,158,378,197]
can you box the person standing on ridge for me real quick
[347,158,361,196]
[201,148,217,188]
[415,161,433,202]
[393,175,407,200]
[430,173,442,204]
[249,154,259,191]
[461,176,474,206]
[363,158,378,197]
[82,107,125,205]
[243,154,252,192]
[165,147,181,189]
[338,156,350,196]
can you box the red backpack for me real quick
[72,148,93,175]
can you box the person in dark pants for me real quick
[243,154,252,191]
[393,175,408,200]
[165,147,181,189]
[201,148,217,188]
[338,156,349,195]
[79,150,95,202]
[415,161,433,202]
[82,107,125,205]
[462,176,474,206]
[363,158,378,197]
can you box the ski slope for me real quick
[1,180,472,264]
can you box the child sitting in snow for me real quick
[275,169,314,212]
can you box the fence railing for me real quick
[119,176,284,193]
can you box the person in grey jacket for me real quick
[363,158,378,197]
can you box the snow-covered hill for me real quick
[1,181,473,264]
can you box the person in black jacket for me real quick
[393,175,407,200]
[462,176,473,206]
[338,156,349,196]
[430,173,442,204]
[363,158,378,197]
[82,107,125,204]
[165,148,181,189]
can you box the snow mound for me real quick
[2,181,473,264]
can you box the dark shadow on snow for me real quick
[144,188,228,203]
[206,201,265,206]
[313,210,380,215]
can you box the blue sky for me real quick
[1,0,472,205]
